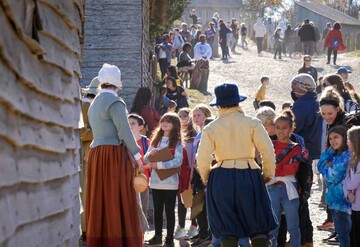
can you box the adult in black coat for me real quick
[298,20,316,55]
[219,21,230,60]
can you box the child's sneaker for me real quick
[317,220,334,231]
[174,225,187,239]
[185,225,198,239]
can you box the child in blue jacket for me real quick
[318,126,351,247]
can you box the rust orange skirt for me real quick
[86,145,142,247]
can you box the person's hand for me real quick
[138,164,145,173]
[142,163,152,170]
[202,179,208,186]
[263,177,271,184]
[136,159,143,170]
[149,149,159,156]
[150,163,158,170]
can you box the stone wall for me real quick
[81,0,151,106]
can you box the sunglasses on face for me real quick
[304,59,311,62]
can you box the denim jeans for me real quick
[158,58,169,78]
[268,183,300,247]
[241,36,247,48]
[331,209,351,247]
[220,43,228,58]
[212,235,250,247]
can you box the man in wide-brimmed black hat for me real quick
[196,82,278,247]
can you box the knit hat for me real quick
[82,77,100,95]
[210,83,247,107]
[291,74,316,92]
[98,63,122,89]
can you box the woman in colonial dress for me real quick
[86,63,143,247]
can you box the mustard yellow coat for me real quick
[196,106,275,181]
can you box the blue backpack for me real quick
[332,38,339,48]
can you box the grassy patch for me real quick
[156,69,162,83]
[346,50,360,57]
[185,88,213,109]
[155,60,214,110]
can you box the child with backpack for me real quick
[128,114,151,235]
[128,114,151,209]
[267,110,302,247]
[324,22,346,65]
[190,104,212,246]
[343,126,360,247]
[144,113,184,247]
[318,126,352,247]
[174,108,198,239]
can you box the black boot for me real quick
[163,237,174,247]
[146,235,162,246]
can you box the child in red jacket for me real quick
[267,109,303,247]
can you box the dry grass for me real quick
[346,49,360,57]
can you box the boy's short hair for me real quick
[159,87,167,94]
[282,102,292,110]
[258,100,276,111]
[260,76,269,83]
[128,113,145,126]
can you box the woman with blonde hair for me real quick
[256,106,277,139]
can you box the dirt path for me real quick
[144,43,359,247]
[207,43,359,116]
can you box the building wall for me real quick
[81,0,151,106]
[182,0,243,26]
[142,0,151,88]
[0,0,83,246]
[293,4,360,40]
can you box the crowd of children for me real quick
[79,23,360,247]
[81,52,360,246]
[132,70,359,247]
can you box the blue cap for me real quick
[209,83,247,107]
[337,67,352,74]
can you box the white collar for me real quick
[99,88,118,96]
[82,97,92,103]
